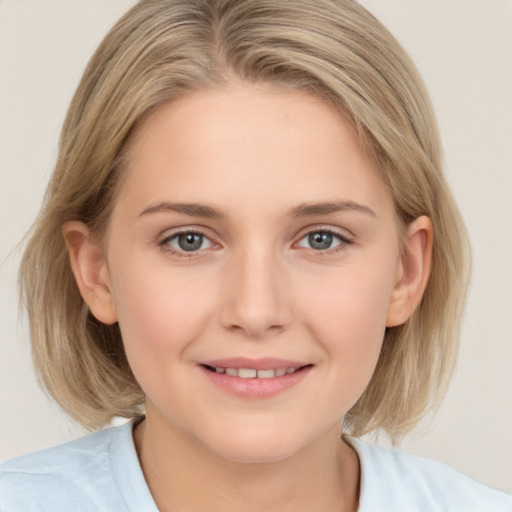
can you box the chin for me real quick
[206,427,311,465]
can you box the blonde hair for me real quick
[19,0,470,439]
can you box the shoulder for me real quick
[348,438,512,512]
[0,421,140,511]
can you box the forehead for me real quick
[116,83,391,220]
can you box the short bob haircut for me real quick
[20,0,470,440]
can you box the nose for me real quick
[219,246,291,339]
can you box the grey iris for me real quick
[178,233,203,251]
[309,231,333,250]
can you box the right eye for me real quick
[161,231,214,254]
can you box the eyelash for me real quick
[158,227,353,258]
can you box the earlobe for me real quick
[386,216,433,327]
[62,221,118,325]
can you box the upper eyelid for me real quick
[159,226,216,243]
[295,224,354,241]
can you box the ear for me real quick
[62,221,118,325]
[386,216,433,327]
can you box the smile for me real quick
[202,365,307,379]
[199,360,313,399]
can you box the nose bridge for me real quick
[220,238,290,338]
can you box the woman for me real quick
[1,1,510,510]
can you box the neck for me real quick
[133,412,360,512]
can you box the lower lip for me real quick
[199,366,312,399]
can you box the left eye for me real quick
[297,230,344,251]
[165,232,213,252]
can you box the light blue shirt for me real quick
[1,421,511,511]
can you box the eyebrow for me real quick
[138,202,226,220]
[288,201,376,218]
[138,200,376,220]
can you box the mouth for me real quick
[198,359,313,398]
[200,364,313,379]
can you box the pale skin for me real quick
[63,82,432,512]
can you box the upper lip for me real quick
[199,357,310,370]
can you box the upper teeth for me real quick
[216,367,299,379]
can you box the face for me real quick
[91,83,410,463]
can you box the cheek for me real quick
[302,259,395,340]
[298,260,397,400]
[109,260,218,372]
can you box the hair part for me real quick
[19,0,470,439]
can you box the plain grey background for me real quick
[1,0,511,493]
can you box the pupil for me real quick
[309,232,332,250]
[178,233,202,251]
